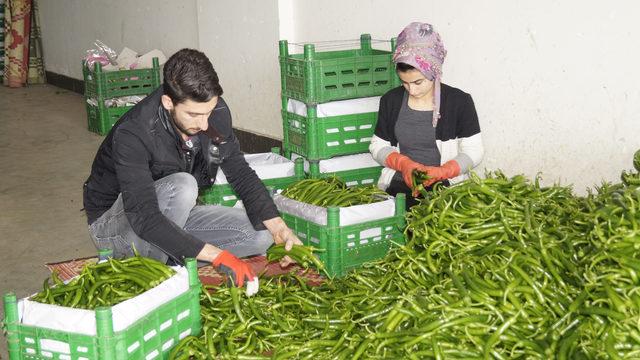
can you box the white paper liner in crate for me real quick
[291,152,381,174]
[18,266,189,337]
[215,152,295,185]
[273,194,395,227]
[287,97,381,118]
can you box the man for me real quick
[83,48,301,288]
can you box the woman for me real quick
[370,22,484,208]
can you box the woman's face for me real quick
[398,69,434,99]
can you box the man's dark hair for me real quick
[396,62,416,73]
[163,48,223,104]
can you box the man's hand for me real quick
[197,245,256,288]
[212,250,256,287]
[263,217,303,268]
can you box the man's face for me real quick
[161,95,218,139]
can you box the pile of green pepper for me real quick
[620,150,640,186]
[411,169,431,197]
[568,160,640,357]
[266,244,329,278]
[169,152,640,359]
[31,254,175,309]
[281,177,387,207]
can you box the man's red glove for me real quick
[212,250,256,287]
[423,160,461,186]
[385,152,429,188]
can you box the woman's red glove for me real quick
[385,152,429,188]
[212,250,256,287]
[423,160,461,186]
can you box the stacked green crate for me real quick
[276,34,406,276]
[279,34,398,105]
[3,258,201,360]
[291,152,383,188]
[82,58,161,135]
[282,96,380,161]
[279,34,398,185]
[279,34,399,160]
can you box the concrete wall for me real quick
[37,0,640,193]
[196,0,281,137]
[38,0,198,79]
[286,1,640,192]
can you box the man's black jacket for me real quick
[83,87,279,263]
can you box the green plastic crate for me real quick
[308,161,383,187]
[83,58,161,100]
[200,156,305,207]
[82,58,161,135]
[280,194,406,277]
[279,34,400,105]
[86,103,133,135]
[281,103,377,161]
[3,259,201,360]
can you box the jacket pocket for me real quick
[150,161,181,179]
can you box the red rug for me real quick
[45,255,324,287]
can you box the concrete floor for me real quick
[0,85,103,358]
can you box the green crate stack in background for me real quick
[3,258,201,360]
[276,34,405,276]
[279,34,399,160]
[279,34,398,186]
[279,34,398,105]
[281,97,379,161]
[83,57,161,135]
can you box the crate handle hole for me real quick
[40,339,71,354]
[342,83,355,88]
[358,82,371,87]
[357,69,370,74]
[375,81,388,86]
[324,71,337,76]
[374,67,388,72]
[341,70,354,75]
[325,85,338,90]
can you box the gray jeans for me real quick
[88,172,273,263]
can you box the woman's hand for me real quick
[422,160,461,186]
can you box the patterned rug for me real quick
[27,0,44,84]
[45,255,325,287]
[3,0,31,87]
[0,0,5,77]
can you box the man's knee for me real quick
[253,230,274,255]
[157,172,198,209]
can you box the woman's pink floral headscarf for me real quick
[393,22,447,127]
